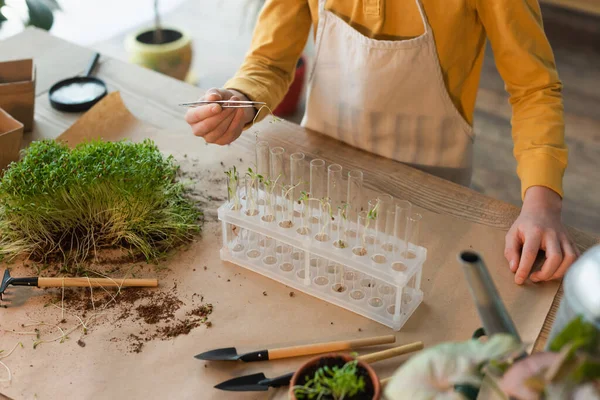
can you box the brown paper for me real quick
[0,107,24,172]
[0,59,35,132]
[0,93,559,399]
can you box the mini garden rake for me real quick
[0,269,158,301]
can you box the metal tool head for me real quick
[214,373,269,392]
[194,347,241,361]
[0,269,13,300]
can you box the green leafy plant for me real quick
[0,0,60,31]
[224,166,240,210]
[293,359,366,400]
[0,139,202,269]
[244,167,261,215]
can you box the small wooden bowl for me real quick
[289,353,381,400]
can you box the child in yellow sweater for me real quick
[185,0,578,284]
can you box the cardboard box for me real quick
[0,59,36,132]
[0,107,24,172]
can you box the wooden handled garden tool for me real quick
[0,269,158,300]
[196,334,396,362]
[213,341,424,392]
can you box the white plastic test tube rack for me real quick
[218,146,427,331]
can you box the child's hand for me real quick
[504,186,580,285]
[184,88,255,145]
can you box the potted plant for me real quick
[0,0,60,31]
[125,0,192,81]
[290,353,381,400]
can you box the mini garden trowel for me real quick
[214,341,424,392]
[196,334,396,362]
[0,269,158,300]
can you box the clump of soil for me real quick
[48,284,213,353]
[279,220,293,229]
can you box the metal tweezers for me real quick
[178,100,266,109]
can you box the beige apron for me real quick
[301,0,474,186]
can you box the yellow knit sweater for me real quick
[225,0,567,198]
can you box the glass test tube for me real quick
[226,169,240,210]
[290,153,306,216]
[365,198,380,246]
[353,211,369,257]
[393,201,412,259]
[346,170,363,238]
[262,236,277,266]
[297,197,311,236]
[256,141,270,204]
[331,264,347,295]
[333,206,348,249]
[309,159,327,199]
[270,146,286,192]
[244,174,259,216]
[279,186,295,228]
[279,244,294,273]
[230,226,246,254]
[245,231,261,259]
[327,164,343,212]
[382,208,396,253]
[376,194,393,236]
[404,212,422,259]
[261,190,276,223]
[315,199,332,242]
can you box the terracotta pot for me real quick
[289,353,381,400]
[0,59,36,132]
[274,56,306,117]
[0,107,24,172]
[125,27,192,81]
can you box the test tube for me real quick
[347,269,365,302]
[376,194,393,236]
[229,226,246,255]
[226,168,241,211]
[331,264,347,296]
[279,244,294,273]
[244,173,259,216]
[353,211,369,257]
[315,199,332,242]
[279,185,295,229]
[309,159,327,199]
[262,236,277,267]
[333,206,348,249]
[245,231,261,259]
[327,164,343,211]
[290,152,306,213]
[297,196,311,236]
[261,189,276,223]
[313,258,329,287]
[393,201,412,259]
[404,212,422,260]
[382,208,396,253]
[256,141,270,204]
[346,170,363,238]
[270,146,286,193]
[365,198,380,246]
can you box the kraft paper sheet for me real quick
[0,93,559,400]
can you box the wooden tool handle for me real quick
[268,335,396,360]
[357,341,424,364]
[380,377,391,389]
[37,277,158,288]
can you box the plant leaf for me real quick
[26,0,54,30]
[549,316,598,354]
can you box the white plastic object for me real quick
[219,163,427,331]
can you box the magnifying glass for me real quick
[49,52,108,112]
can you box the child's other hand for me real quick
[184,88,255,145]
[504,186,580,285]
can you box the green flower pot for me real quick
[125,27,192,81]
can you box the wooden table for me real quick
[1,28,598,353]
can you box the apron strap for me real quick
[414,0,432,34]
[318,0,327,15]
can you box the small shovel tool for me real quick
[196,334,396,362]
[214,341,424,392]
[0,269,158,300]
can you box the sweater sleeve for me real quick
[224,0,312,124]
[475,0,568,199]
